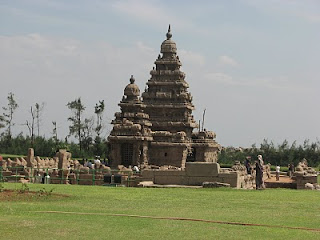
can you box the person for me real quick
[255,155,264,189]
[266,163,272,179]
[276,165,280,181]
[84,159,89,167]
[288,163,294,178]
[133,165,139,173]
[245,156,252,174]
[94,156,101,165]
[87,161,93,169]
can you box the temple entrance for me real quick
[187,148,196,162]
[121,143,133,167]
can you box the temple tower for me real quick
[108,76,152,168]
[142,25,198,139]
[141,25,198,167]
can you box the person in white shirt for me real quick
[133,165,139,173]
[276,165,280,181]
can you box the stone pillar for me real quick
[110,143,121,168]
[142,143,149,167]
[57,149,69,169]
[26,148,35,167]
[181,146,189,169]
[132,143,140,166]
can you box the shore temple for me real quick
[107,26,221,168]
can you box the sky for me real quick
[0,0,319,147]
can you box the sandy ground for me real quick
[265,174,294,183]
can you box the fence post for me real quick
[31,166,33,183]
[0,166,3,182]
[92,169,95,186]
[45,168,49,184]
[76,169,79,185]
[15,166,18,183]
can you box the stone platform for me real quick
[264,175,297,189]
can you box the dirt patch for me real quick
[0,189,70,201]
[265,175,294,183]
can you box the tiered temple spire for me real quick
[142,25,198,139]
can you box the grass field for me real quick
[0,183,319,240]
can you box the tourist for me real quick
[255,155,264,189]
[84,159,89,167]
[266,163,272,179]
[288,163,294,178]
[276,165,280,181]
[133,165,139,173]
[88,161,93,169]
[94,156,100,164]
[245,156,252,174]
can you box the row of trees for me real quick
[218,139,320,167]
[0,92,108,158]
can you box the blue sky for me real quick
[0,0,319,147]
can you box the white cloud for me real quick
[245,0,320,23]
[205,72,235,85]
[204,72,310,92]
[179,49,206,66]
[113,0,172,26]
[136,41,156,56]
[111,0,193,30]
[0,34,157,138]
[218,55,239,67]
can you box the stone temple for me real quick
[108,26,221,169]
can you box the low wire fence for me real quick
[0,166,139,187]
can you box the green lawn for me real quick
[0,183,319,240]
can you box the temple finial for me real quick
[166,24,172,40]
[130,75,135,84]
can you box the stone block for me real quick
[217,172,239,188]
[185,162,220,177]
[202,182,230,188]
[153,170,185,177]
[137,181,154,187]
[187,176,217,186]
[305,183,314,190]
[141,170,155,180]
[154,175,187,185]
[2,171,12,177]
[79,173,93,180]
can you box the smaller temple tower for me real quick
[108,76,153,168]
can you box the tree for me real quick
[82,117,94,152]
[94,100,105,138]
[52,121,58,149]
[0,115,5,129]
[93,100,106,156]
[24,106,36,147]
[35,102,44,137]
[1,92,18,139]
[67,98,85,152]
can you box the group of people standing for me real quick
[83,156,108,169]
[244,155,265,189]
[244,155,297,189]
